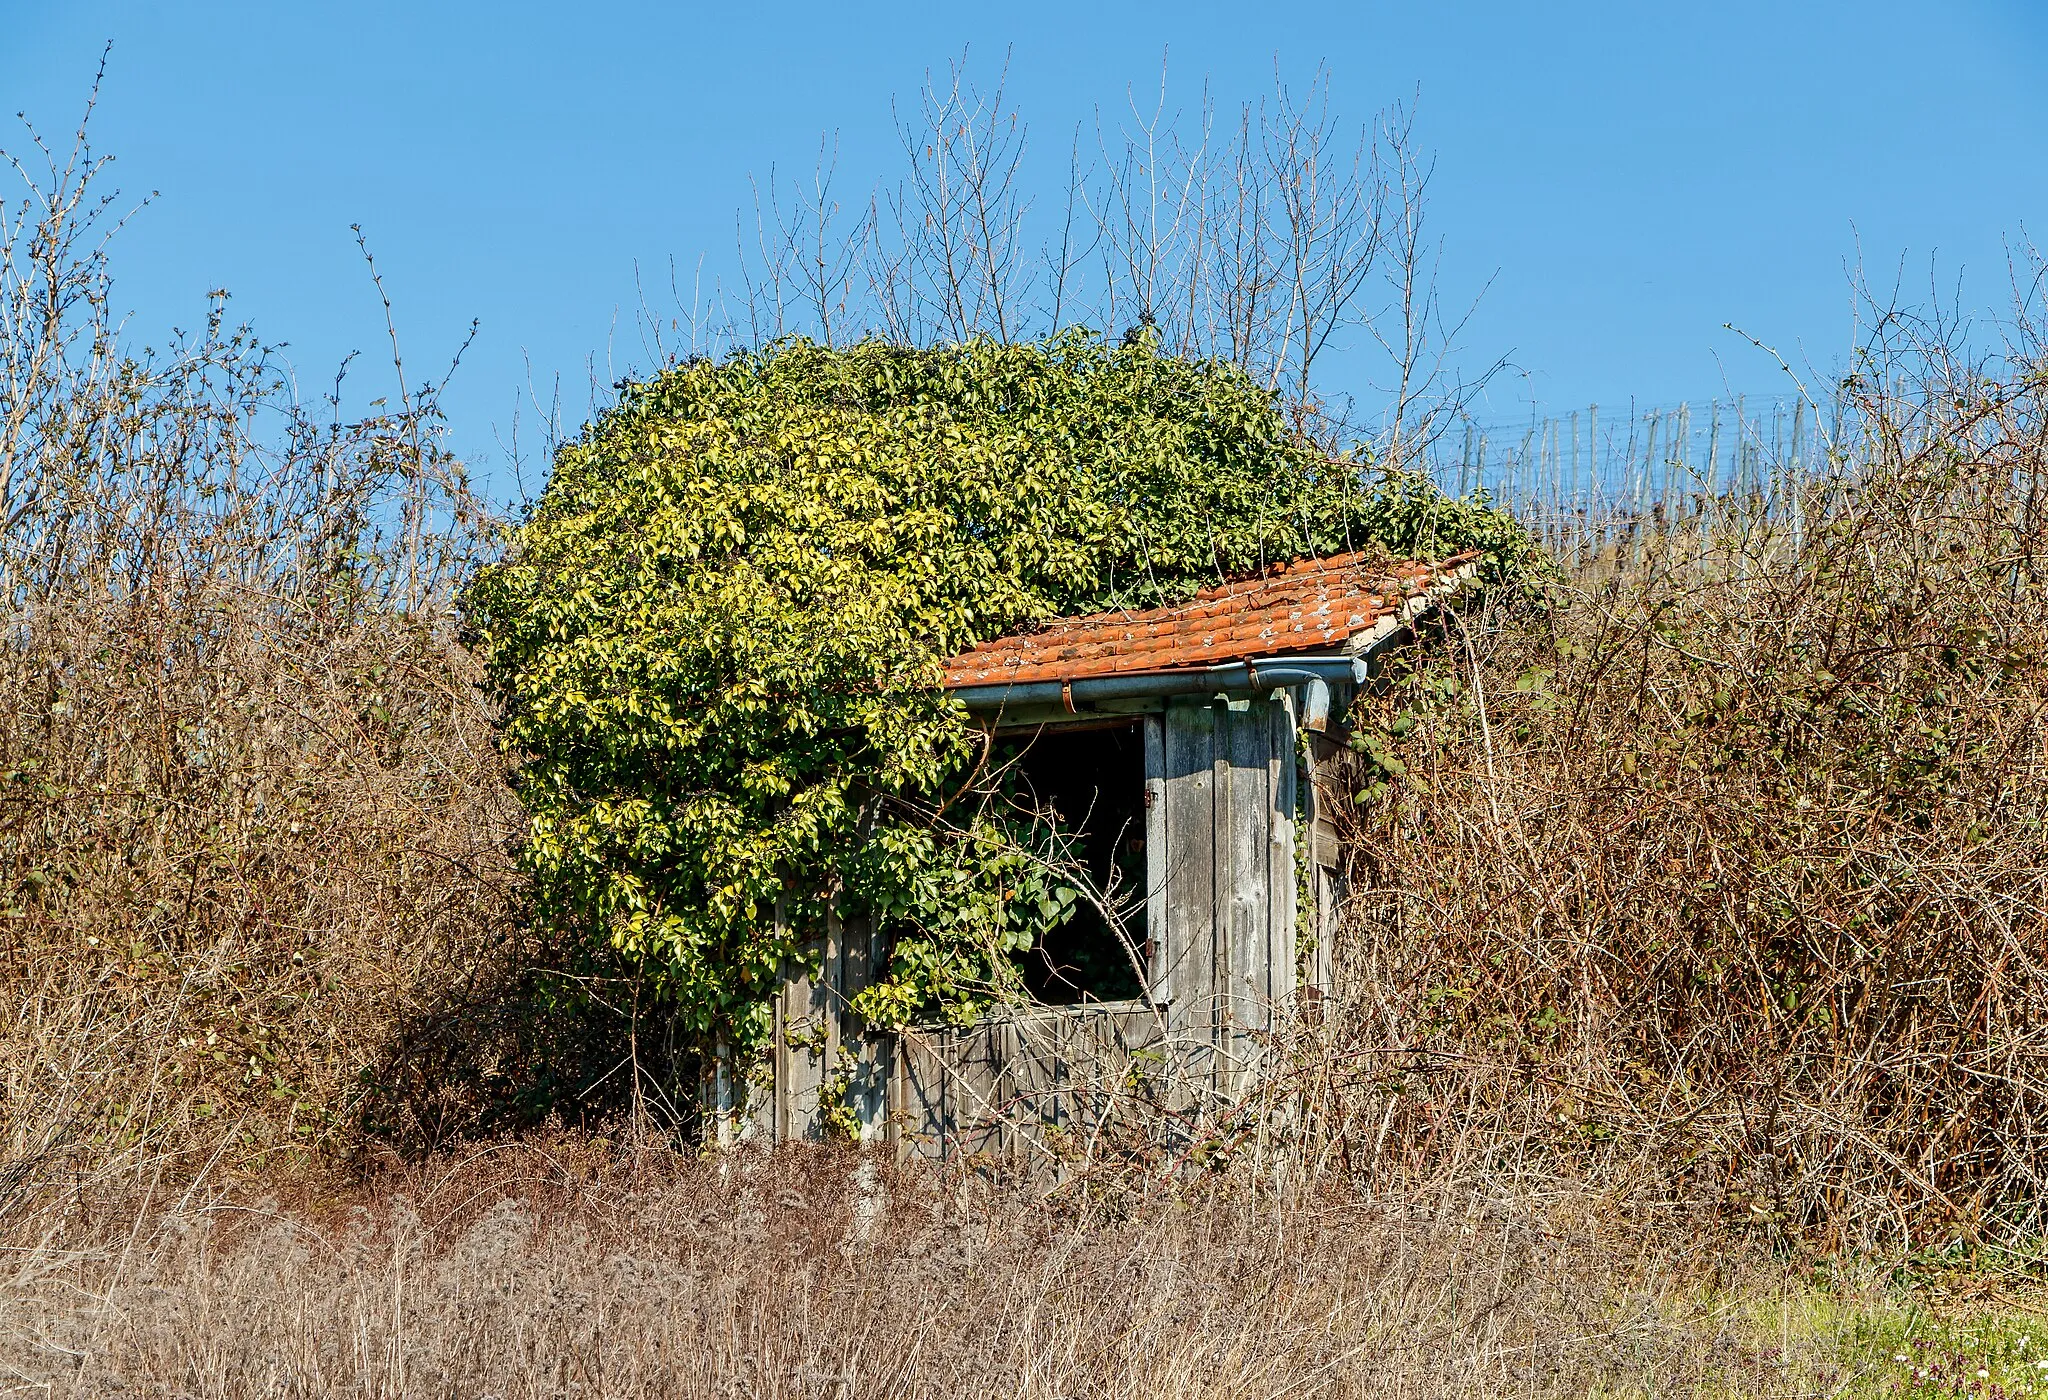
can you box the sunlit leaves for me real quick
[465,332,1528,1048]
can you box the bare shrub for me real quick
[0,77,532,1189]
[1302,262,2048,1251]
[717,57,1489,455]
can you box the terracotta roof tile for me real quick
[942,549,1480,689]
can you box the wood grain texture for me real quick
[1142,714,1167,1001]
[1269,693,1299,1012]
[891,1004,1166,1163]
[1222,699,1268,1090]
[1161,699,1218,1042]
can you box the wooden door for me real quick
[1146,695,1298,1089]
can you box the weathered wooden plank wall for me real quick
[1154,694,1299,1092]
[1302,729,1349,1002]
[703,912,892,1145]
[726,690,1316,1154]
[889,1004,1167,1163]
[1159,699,1219,1057]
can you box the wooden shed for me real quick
[706,549,1479,1155]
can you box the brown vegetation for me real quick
[0,1138,1889,1398]
[1322,282,2048,1252]
[0,104,540,1187]
[8,71,2048,1400]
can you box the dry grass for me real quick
[0,1138,1930,1399]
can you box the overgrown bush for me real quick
[0,112,537,1180]
[1322,309,2048,1248]
[464,334,1529,1052]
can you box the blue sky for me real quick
[5,2,2045,499]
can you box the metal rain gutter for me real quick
[949,653,1366,712]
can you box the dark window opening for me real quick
[997,720,1149,1005]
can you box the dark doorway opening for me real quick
[998,720,1149,1004]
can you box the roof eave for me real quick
[947,557,1482,711]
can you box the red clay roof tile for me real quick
[942,550,1479,689]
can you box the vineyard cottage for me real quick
[708,550,1480,1156]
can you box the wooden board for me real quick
[724,912,892,1145]
[1147,694,1303,1096]
[1159,698,1218,1037]
[1259,693,1301,1018]
[891,1002,1168,1164]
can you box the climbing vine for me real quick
[463,332,1529,1053]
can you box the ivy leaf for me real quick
[463,333,1532,1050]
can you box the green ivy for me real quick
[463,332,1529,1053]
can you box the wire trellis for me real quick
[1431,395,1841,562]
